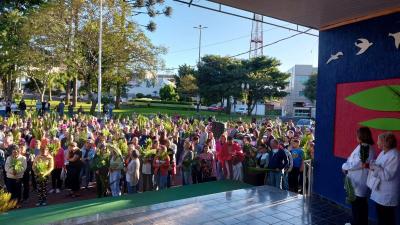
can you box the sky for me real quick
[136,0,319,73]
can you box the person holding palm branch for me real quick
[33,146,54,206]
[5,145,27,208]
[342,127,375,225]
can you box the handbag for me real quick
[60,167,67,181]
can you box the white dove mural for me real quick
[355,38,373,55]
[389,32,400,49]
[326,52,343,64]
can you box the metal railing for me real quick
[302,159,313,197]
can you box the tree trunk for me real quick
[6,74,16,101]
[247,92,254,116]
[89,92,97,115]
[248,101,256,116]
[225,97,231,114]
[65,79,70,104]
[73,78,78,106]
[2,73,15,101]
[49,85,52,101]
[2,77,7,100]
[41,88,46,102]
[115,83,121,109]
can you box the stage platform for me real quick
[49,185,353,225]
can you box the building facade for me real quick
[281,65,317,118]
[126,74,175,98]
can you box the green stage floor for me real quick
[0,180,251,225]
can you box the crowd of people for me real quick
[0,107,315,210]
[342,127,400,225]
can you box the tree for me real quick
[241,56,290,116]
[177,74,198,99]
[196,55,243,113]
[175,64,197,101]
[18,0,168,113]
[0,0,48,100]
[304,73,317,103]
[159,84,178,101]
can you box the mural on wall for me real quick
[389,32,400,49]
[355,38,373,55]
[326,31,399,63]
[326,51,343,64]
[334,78,400,159]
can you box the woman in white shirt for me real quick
[342,127,375,225]
[126,150,140,194]
[369,133,399,225]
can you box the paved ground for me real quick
[53,186,355,225]
[19,184,97,209]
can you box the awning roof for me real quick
[208,0,400,30]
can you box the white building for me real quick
[126,74,175,98]
[282,65,317,118]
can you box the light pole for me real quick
[98,0,103,114]
[241,83,250,115]
[193,25,207,63]
[194,25,207,112]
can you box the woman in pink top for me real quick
[215,134,227,180]
[50,138,64,194]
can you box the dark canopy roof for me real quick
[209,0,400,30]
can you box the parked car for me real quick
[235,107,247,115]
[296,118,313,129]
[207,104,224,111]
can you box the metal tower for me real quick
[249,14,264,58]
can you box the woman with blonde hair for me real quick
[369,132,399,225]
[33,146,54,206]
[109,145,123,197]
[50,138,64,194]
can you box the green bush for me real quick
[135,93,145,98]
[133,99,195,105]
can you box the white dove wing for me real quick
[355,39,372,55]
[389,33,400,49]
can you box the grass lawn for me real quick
[0,180,252,225]
[23,99,272,122]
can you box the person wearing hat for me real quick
[80,139,95,189]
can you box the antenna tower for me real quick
[250,14,264,58]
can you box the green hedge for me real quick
[134,99,195,105]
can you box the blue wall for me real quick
[315,12,400,222]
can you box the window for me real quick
[294,109,311,117]
[295,76,309,85]
[299,91,305,96]
[293,102,305,107]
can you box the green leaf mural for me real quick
[359,118,400,131]
[346,85,400,111]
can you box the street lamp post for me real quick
[241,83,250,115]
[98,0,103,114]
[194,25,207,113]
[193,25,207,63]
